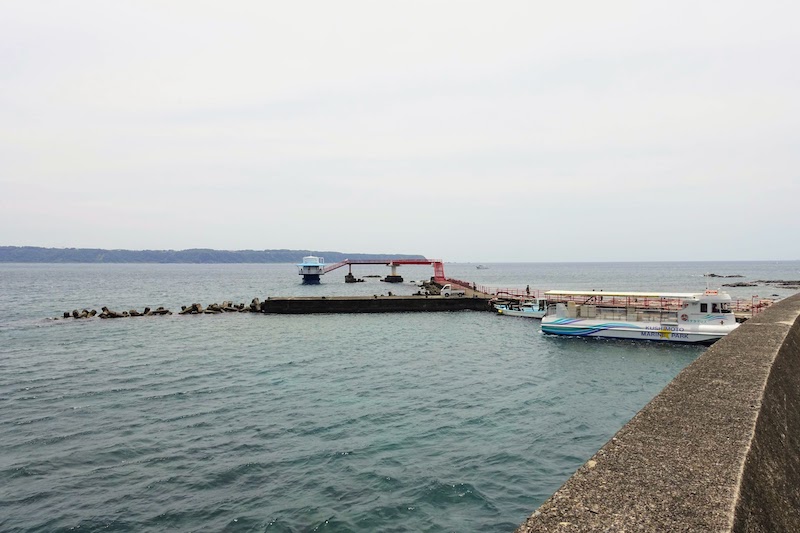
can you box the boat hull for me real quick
[494,306,545,319]
[493,299,547,319]
[541,318,734,345]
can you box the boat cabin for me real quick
[544,289,736,325]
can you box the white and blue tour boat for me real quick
[540,289,739,344]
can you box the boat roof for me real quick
[544,290,705,298]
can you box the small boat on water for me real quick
[540,289,739,344]
[476,265,489,270]
[493,298,548,319]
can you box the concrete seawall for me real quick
[261,295,491,314]
[515,293,800,532]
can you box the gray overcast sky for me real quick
[1,1,798,261]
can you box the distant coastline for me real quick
[0,246,426,264]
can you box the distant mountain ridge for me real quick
[0,246,427,264]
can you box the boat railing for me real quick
[544,294,686,311]
[730,297,777,316]
[547,301,681,322]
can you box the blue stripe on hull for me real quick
[541,324,721,345]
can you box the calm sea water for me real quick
[1,261,798,532]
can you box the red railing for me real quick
[730,297,775,316]
[443,279,543,299]
[443,278,779,318]
[324,258,446,279]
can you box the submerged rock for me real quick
[100,306,125,319]
[179,304,201,315]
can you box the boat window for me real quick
[721,302,732,313]
[700,303,708,312]
[712,303,720,313]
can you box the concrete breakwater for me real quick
[515,292,800,532]
[59,306,173,319]
[54,294,492,319]
[55,298,269,319]
[260,295,491,314]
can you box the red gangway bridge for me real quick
[323,258,446,281]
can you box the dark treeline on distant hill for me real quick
[0,247,426,264]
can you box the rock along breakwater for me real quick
[54,298,268,320]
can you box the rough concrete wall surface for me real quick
[732,300,800,532]
[515,293,800,533]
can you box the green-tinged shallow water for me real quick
[1,261,797,532]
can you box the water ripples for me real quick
[0,263,746,531]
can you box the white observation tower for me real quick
[297,256,325,284]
